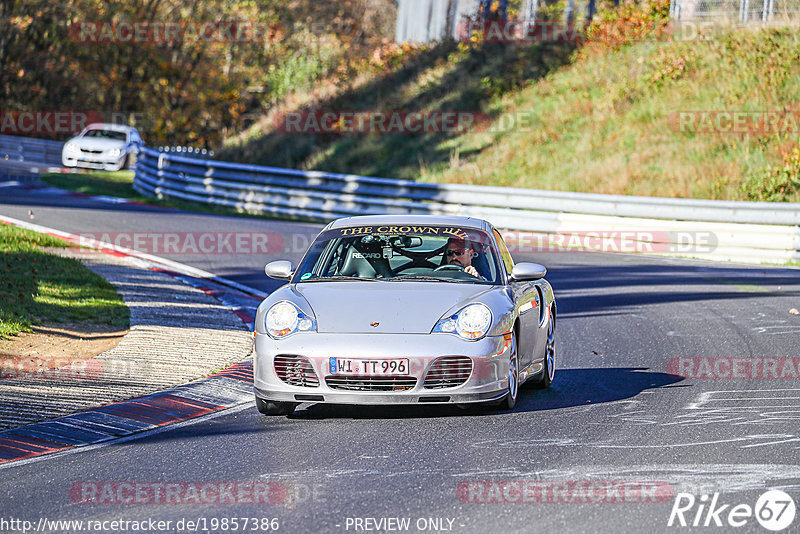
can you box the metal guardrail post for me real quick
[670,0,681,19]
[523,0,539,24]
[762,0,774,22]
[565,0,576,24]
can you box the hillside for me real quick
[219,2,800,202]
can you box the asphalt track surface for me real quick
[1,184,800,533]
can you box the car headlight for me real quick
[265,301,316,339]
[433,303,492,340]
[64,143,79,153]
[108,148,123,157]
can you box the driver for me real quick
[444,237,481,278]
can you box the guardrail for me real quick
[156,146,215,159]
[129,144,798,265]
[0,134,64,166]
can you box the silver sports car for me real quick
[253,215,556,415]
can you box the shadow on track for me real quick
[286,367,683,420]
[539,262,800,317]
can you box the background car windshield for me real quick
[83,129,127,141]
[294,226,501,284]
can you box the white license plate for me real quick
[329,358,409,375]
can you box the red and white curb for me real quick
[0,214,268,466]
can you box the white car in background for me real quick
[62,124,143,171]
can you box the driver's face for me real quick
[444,245,471,267]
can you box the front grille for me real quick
[423,356,473,389]
[81,148,103,154]
[274,355,319,387]
[325,375,417,391]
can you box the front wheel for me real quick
[532,309,555,389]
[499,332,518,410]
[255,396,297,416]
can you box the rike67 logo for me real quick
[668,490,796,531]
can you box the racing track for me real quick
[1,183,799,533]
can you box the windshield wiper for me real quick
[299,275,380,282]
[389,275,475,283]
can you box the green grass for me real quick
[0,224,129,339]
[44,170,139,199]
[43,22,800,206]
[218,25,800,201]
[220,39,577,179]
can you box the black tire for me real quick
[532,308,555,389]
[504,332,519,409]
[490,332,518,410]
[255,396,297,415]
[110,154,129,172]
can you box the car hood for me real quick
[70,137,125,151]
[295,281,496,334]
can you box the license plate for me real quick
[329,358,409,375]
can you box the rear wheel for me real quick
[255,396,297,416]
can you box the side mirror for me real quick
[265,260,294,281]
[510,262,546,282]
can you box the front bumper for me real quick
[254,332,511,405]
[63,152,126,171]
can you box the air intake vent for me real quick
[274,355,319,387]
[423,356,472,389]
[325,376,417,391]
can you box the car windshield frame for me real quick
[82,129,127,142]
[292,225,503,285]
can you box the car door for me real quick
[492,229,539,371]
[530,281,548,370]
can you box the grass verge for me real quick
[43,170,140,199]
[0,224,129,339]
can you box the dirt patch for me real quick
[0,322,127,379]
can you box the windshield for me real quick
[294,225,502,284]
[83,129,127,141]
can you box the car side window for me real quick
[493,229,514,275]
